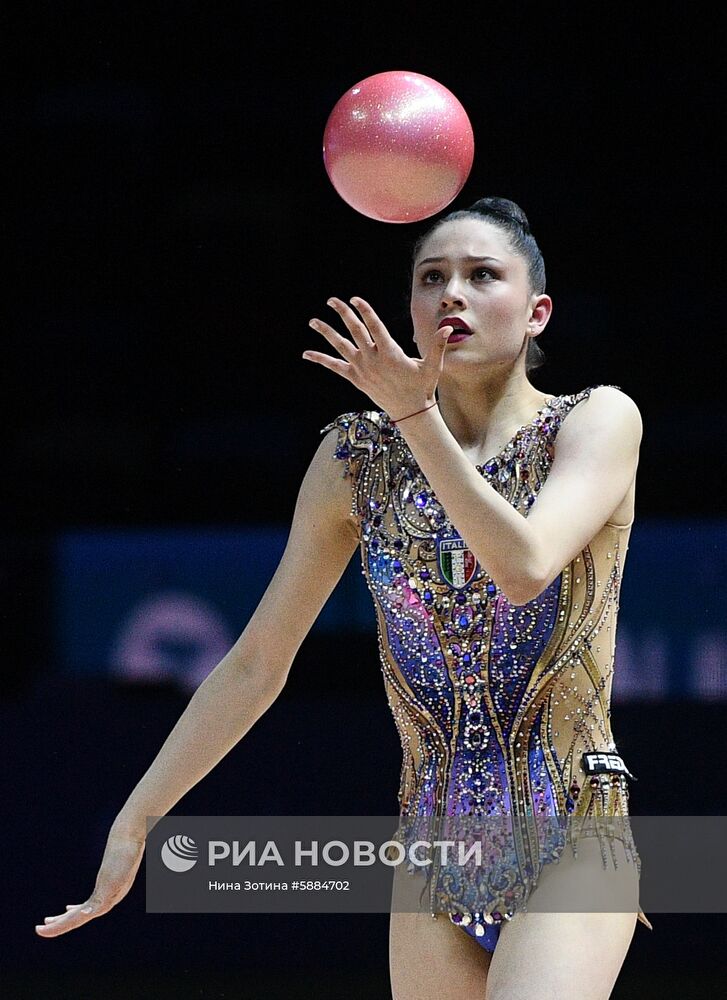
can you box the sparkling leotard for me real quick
[321,385,651,951]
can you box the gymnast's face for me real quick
[410,217,550,375]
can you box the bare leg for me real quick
[485,837,639,1000]
[389,910,492,1000]
[389,863,492,1000]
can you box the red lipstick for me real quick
[439,316,472,343]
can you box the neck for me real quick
[435,364,550,451]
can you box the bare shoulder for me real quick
[556,386,643,451]
[299,425,358,536]
[542,387,642,530]
[588,385,642,425]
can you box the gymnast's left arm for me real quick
[398,386,643,605]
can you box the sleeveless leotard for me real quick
[320,386,652,951]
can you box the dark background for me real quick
[3,3,725,998]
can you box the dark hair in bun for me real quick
[411,196,547,373]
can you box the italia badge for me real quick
[437,532,479,589]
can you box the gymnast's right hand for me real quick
[35,828,145,938]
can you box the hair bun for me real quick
[469,197,531,235]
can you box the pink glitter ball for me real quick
[323,70,475,223]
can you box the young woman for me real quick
[36,197,651,999]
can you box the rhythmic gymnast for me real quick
[36,196,651,1000]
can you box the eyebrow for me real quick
[416,255,503,267]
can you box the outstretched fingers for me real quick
[303,301,365,384]
[348,297,394,350]
[35,899,101,937]
[327,296,377,350]
[307,317,357,358]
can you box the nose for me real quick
[440,275,467,310]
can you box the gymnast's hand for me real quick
[303,296,452,419]
[35,828,145,938]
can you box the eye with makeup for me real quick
[419,266,497,284]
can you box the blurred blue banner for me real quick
[54,520,726,699]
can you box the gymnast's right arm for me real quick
[35,428,359,938]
